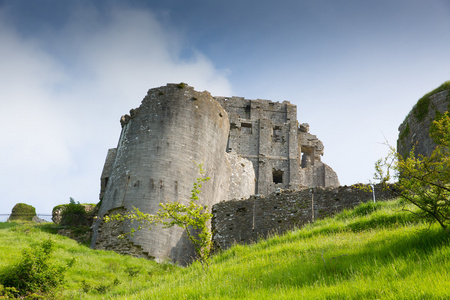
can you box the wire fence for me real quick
[0,213,53,222]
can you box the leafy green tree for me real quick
[375,112,450,230]
[105,164,213,269]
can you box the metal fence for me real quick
[0,214,53,222]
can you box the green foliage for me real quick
[430,111,450,146]
[177,82,186,89]
[413,95,430,122]
[60,198,90,227]
[0,239,70,298]
[9,203,36,222]
[375,112,450,230]
[408,81,450,123]
[3,199,450,299]
[106,164,213,269]
[0,284,19,298]
[398,122,410,142]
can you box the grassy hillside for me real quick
[1,198,450,299]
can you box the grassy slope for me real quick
[1,199,450,299]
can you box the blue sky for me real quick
[1,0,450,219]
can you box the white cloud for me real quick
[0,5,232,218]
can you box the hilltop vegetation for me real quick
[1,198,450,299]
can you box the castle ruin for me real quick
[398,82,450,158]
[215,96,339,194]
[91,83,339,265]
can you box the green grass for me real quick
[1,199,450,299]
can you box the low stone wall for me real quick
[57,228,92,245]
[91,208,153,259]
[211,184,396,251]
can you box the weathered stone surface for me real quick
[215,97,339,196]
[90,208,151,258]
[92,84,235,265]
[100,148,117,200]
[32,216,47,223]
[52,204,96,226]
[224,152,255,200]
[398,82,450,157]
[93,83,340,265]
[211,184,396,251]
[57,228,92,244]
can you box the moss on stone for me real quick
[9,203,36,221]
[413,81,450,122]
[413,96,430,122]
[399,122,410,142]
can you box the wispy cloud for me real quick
[0,4,232,217]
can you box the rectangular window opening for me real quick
[272,169,283,184]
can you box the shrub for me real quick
[0,239,71,298]
[60,198,89,227]
[375,112,450,230]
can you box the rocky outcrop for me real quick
[8,203,37,222]
[398,82,450,157]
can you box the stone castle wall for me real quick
[93,83,339,265]
[91,84,255,265]
[398,84,450,157]
[215,97,339,196]
[211,184,396,251]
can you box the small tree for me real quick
[105,164,213,269]
[375,112,450,230]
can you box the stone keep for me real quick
[92,83,339,264]
[91,84,255,265]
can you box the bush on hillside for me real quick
[61,198,88,227]
[375,111,450,230]
[0,239,72,298]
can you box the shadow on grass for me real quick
[335,201,393,220]
[0,222,19,230]
[344,210,420,232]
[233,225,450,291]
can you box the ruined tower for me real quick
[398,82,450,158]
[92,83,338,264]
[91,84,255,265]
[215,97,339,195]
